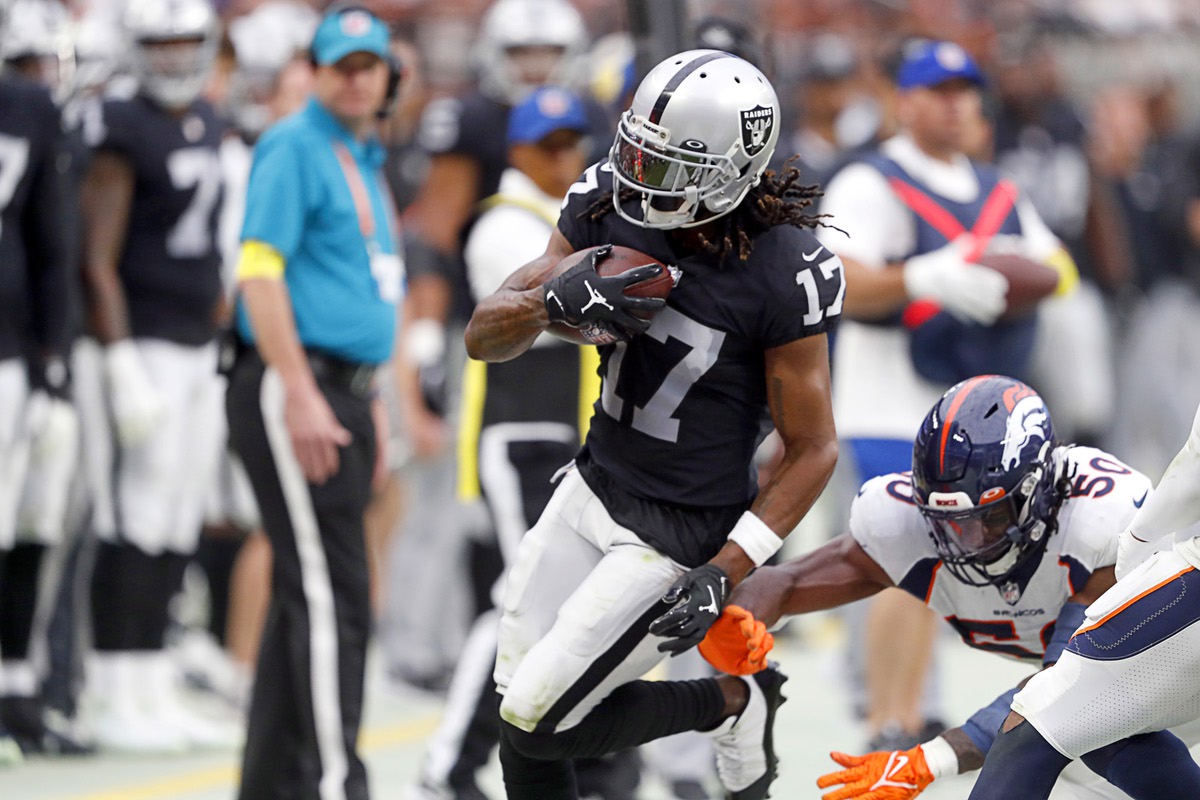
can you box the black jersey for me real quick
[558,160,844,565]
[89,95,226,345]
[0,76,73,361]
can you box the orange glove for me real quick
[816,746,937,800]
[698,605,774,675]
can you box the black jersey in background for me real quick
[87,95,226,346]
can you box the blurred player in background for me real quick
[0,0,75,765]
[703,375,1199,799]
[79,0,234,753]
[816,40,1078,751]
[466,49,842,800]
[969,397,1200,798]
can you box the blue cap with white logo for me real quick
[897,41,985,90]
[507,87,590,145]
[311,7,390,66]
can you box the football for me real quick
[974,253,1060,319]
[545,245,673,344]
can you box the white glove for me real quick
[1116,528,1162,580]
[903,238,1009,325]
[104,340,165,447]
[28,394,78,464]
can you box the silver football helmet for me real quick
[474,0,587,105]
[124,0,219,109]
[1,0,72,97]
[611,49,780,229]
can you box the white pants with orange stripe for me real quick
[1013,547,1200,759]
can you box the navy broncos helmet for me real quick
[912,375,1064,587]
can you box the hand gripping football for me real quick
[546,245,675,344]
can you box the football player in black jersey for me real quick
[466,50,845,800]
[79,0,235,753]
[0,6,75,765]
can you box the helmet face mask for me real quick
[612,111,740,228]
[608,49,779,230]
[124,0,219,110]
[475,0,586,105]
[921,480,1049,586]
[912,376,1061,589]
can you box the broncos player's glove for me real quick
[816,738,959,800]
[543,244,665,341]
[699,605,774,675]
[649,564,729,655]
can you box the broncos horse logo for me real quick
[1001,395,1049,470]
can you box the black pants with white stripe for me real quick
[227,352,374,800]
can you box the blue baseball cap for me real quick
[897,41,985,90]
[311,8,390,66]
[507,87,590,145]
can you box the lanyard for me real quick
[331,139,400,244]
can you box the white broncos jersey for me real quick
[851,446,1152,663]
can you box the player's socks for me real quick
[0,543,46,659]
[501,678,725,761]
[91,541,157,650]
[967,720,1069,800]
[1080,730,1200,799]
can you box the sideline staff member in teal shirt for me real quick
[226,7,401,800]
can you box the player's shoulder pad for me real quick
[849,471,936,579]
[561,160,612,209]
[749,225,846,327]
[1057,446,1152,564]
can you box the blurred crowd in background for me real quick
[8,0,1200,794]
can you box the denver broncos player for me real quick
[969,393,1200,799]
[701,375,1200,799]
[79,0,232,752]
[465,50,843,799]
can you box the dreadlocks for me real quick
[581,158,829,262]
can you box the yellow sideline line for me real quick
[55,714,440,800]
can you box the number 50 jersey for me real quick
[88,95,226,345]
[557,161,844,563]
[851,446,1151,662]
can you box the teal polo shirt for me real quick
[237,98,401,365]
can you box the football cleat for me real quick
[706,662,788,799]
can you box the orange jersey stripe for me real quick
[925,561,943,605]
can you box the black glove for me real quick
[648,564,730,655]
[543,244,666,340]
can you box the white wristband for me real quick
[404,318,446,367]
[728,511,782,567]
[919,736,959,779]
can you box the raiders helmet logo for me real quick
[740,105,775,157]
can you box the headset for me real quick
[309,3,404,120]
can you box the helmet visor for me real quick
[613,112,732,195]
[925,500,1019,563]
